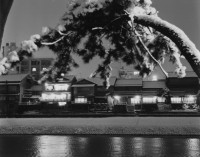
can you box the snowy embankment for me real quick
[0,117,200,135]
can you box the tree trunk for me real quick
[134,15,200,78]
[0,0,14,50]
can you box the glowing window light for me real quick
[143,97,157,104]
[183,95,196,104]
[152,75,158,81]
[42,68,47,71]
[45,83,69,91]
[54,84,69,91]
[58,102,66,106]
[171,97,182,104]
[133,71,139,75]
[41,93,67,101]
[32,67,37,72]
[114,95,121,101]
[131,95,141,104]
[157,97,165,103]
[75,98,87,103]
[45,84,54,91]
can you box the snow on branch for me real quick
[41,36,64,45]
[134,15,200,78]
[134,28,168,77]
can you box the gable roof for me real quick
[75,78,96,85]
[75,77,117,86]
[87,78,104,86]
[63,75,75,81]
[0,74,28,82]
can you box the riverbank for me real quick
[0,117,200,135]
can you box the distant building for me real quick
[2,42,17,57]
[0,74,31,115]
[14,58,54,79]
[118,66,140,79]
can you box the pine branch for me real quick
[130,20,168,77]
[41,36,64,45]
[135,28,168,77]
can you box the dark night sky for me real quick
[2,0,200,78]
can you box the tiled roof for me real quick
[0,74,28,82]
[115,78,142,86]
[143,80,166,89]
[168,71,197,78]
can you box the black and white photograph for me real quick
[0,0,200,156]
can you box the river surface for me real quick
[0,135,199,157]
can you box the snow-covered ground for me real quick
[0,117,200,135]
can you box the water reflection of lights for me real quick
[111,137,123,156]
[131,137,145,156]
[78,137,88,150]
[36,136,72,157]
[152,138,162,147]
[132,137,145,149]
[186,138,200,157]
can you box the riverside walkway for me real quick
[0,117,200,135]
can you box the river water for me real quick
[0,135,199,157]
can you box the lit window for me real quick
[133,71,139,75]
[32,67,37,72]
[58,102,66,106]
[41,93,67,101]
[157,97,165,103]
[54,84,69,91]
[183,96,196,104]
[152,75,158,81]
[143,97,157,104]
[45,84,69,91]
[131,95,141,104]
[45,84,54,91]
[171,97,182,104]
[75,98,87,103]
[42,68,47,71]
[114,95,121,101]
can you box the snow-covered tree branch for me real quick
[134,15,200,78]
[1,0,200,87]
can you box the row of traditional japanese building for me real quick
[0,71,199,113]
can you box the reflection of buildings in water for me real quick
[131,137,146,156]
[36,136,72,157]
[110,137,123,157]
[78,137,88,151]
[186,138,200,157]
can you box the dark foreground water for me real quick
[0,135,199,157]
